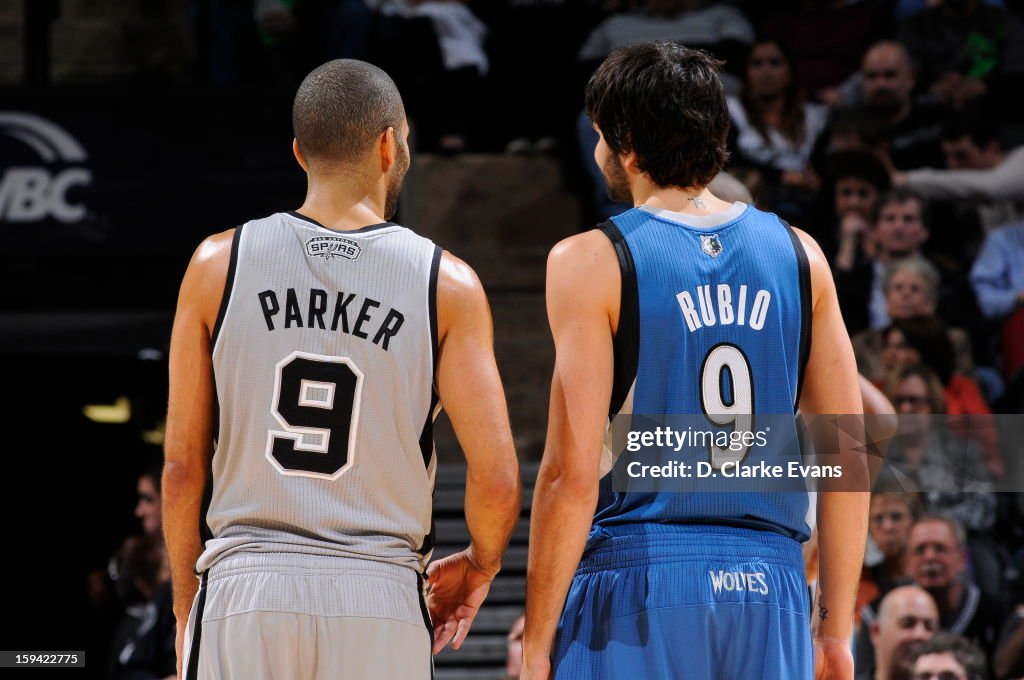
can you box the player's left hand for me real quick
[520,656,551,680]
[425,548,495,654]
[814,637,854,680]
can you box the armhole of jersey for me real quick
[417,246,443,558]
[418,245,442,467]
[427,244,442,379]
[206,225,242,548]
[598,221,639,417]
[781,219,812,411]
[418,245,442,465]
[210,224,245,351]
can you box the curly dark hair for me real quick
[585,42,730,189]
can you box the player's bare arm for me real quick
[522,231,619,680]
[427,252,521,654]
[163,230,233,675]
[794,228,869,680]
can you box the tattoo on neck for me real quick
[818,605,829,621]
[689,196,706,209]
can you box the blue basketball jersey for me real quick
[592,202,812,544]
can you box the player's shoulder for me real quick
[548,228,618,271]
[436,250,488,324]
[193,227,236,264]
[546,228,620,306]
[782,222,836,308]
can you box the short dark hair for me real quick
[875,187,929,230]
[913,514,966,549]
[827,150,891,192]
[585,42,729,189]
[911,632,986,680]
[830,107,888,149]
[941,111,999,148]
[890,315,955,385]
[293,59,405,165]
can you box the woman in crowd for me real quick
[727,38,828,222]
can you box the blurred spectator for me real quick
[707,171,755,205]
[970,222,1024,380]
[898,0,1023,109]
[726,38,826,223]
[107,535,170,679]
[906,516,1005,661]
[114,579,176,680]
[857,41,949,170]
[135,464,163,538]
[379,0,488,152]
[896,113,1024,232]
[854,258,975,383]
[886,316,993,416]
[836,188,930,334]
[995,605,1024,679]
[881,365,996,532]
[822,107,891,157]
[909,632,988,680]
[194,0,319,85]
[756,0,894,99]
[858,585,940,680]
[860,493,924,622]
[578,1,755,86]
[817,149,891,259]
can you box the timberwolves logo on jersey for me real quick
[306,236,362,261]
[700,234,723,258]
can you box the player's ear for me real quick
[292,138,309,172]
[869,620,881,647]
[380,126,397,171]
[622,150,641,175]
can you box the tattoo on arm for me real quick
[689,197,706,209]
[819,605,829,621]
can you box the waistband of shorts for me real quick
[205,551,420,586]
[579,523,804,572]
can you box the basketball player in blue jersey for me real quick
[164,60,520,678]
[522,44,869,679]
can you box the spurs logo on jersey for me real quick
[196,211,442,576]
[306,235,362,261]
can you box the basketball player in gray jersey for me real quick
[164,60,521,679]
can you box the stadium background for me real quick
[2,0,1023,678]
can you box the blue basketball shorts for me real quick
[552,524,813,680]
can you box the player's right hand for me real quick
[814,638,854,680]
[425,547,496,654]
[175,619,187,679]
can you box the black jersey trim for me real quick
[428,245,442,377]
[782,220,812,411]
[416,246,443,558]
[184,572,208,680]
[210,224,244,350]
[598,221,639,417]
[287,210,398,234]
[416,571,436,677]
[418,245,442,469]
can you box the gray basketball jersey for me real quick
[196,211,441,575]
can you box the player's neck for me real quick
[298,183,388,231]
[636,186,733,217]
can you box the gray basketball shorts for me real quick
[181,553,433,679]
